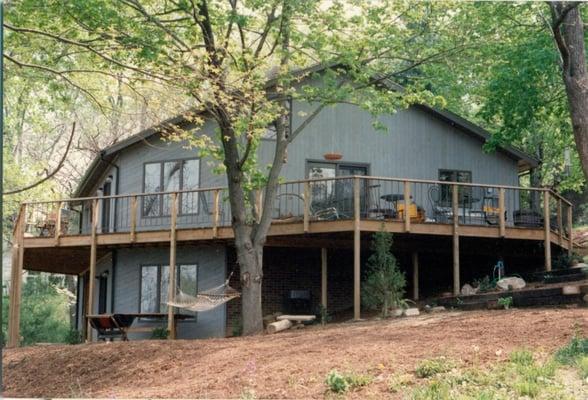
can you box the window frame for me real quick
[138,263,199,314]
[141,158,201,218]
[438,169,473,207]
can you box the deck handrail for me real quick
[20,175,571,206]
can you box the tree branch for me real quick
[4,123,76,195]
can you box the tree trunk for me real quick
[237,239,264,335]
[550,3,588,179]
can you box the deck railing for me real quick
[20,175,573,245]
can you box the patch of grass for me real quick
[388,373,415,393]
[555,334,588,365]
[325,370,372,393]
[509,349,534,366]
[415,357,454,378]
[410,348,574,400]
[411,380,450,400]
[577,356,588,379]
[150,327,169,340]
[513,379,539,398]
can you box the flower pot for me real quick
[323,152,343,161]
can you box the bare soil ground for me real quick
[3,308,587,399]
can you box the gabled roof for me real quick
[74,66,538,197]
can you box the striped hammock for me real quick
[167,278,240,312]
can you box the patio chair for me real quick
[428,185,453,223]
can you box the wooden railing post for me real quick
[168,192,178,340]
[543,190,552,271]
[403,180,411,232]
[8,204,26,347]
[557,197,563,246]
[54,201,63,245]
[212,189,220,238]
[353,177,361,320]
[303,181,310,233]
[130,195,137,243]
[452,184,460,296]
[86,199,98,341]
[567,204,573,257]
[498,188,505,237]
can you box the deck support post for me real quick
[168,192,178,339]
[543,191,552,271]
[452,185,460,296]
[7,205,26,348]
[567,205,573,257]
[353,177,361,321]
[321,248,327,310]
[403,181,411,232]
[412,252,419,301]
[86,199,99,341]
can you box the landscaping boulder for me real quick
[404,308,420,317]
[496,277,525,291]
[562,285,581,295]
[461,283,478,296]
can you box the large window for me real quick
[142,159,200,217]
[140,264,198,313]
[438,169,472,206]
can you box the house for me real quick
[6,71,573,345]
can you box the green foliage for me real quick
[316,304,330,326]
[473,275,495,293]
[150,327,169,340]
[362,230,406,317]
[555,334,588,365]
[2,275,73,346]
[497,296,513,310]
[415,357,454,379]
[410,348,569,400]
[325,370,372,393]
[325,370,349,393]
[65,329,83,345]
[577,356,588,379]
[232,317,243,337]
[509,349,534,366]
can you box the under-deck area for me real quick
[6,176,573,346]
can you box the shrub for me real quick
[361,230,406,317]
[65,329,83,345]
[497,296,513,310]
[232,318,243,337]
[415,357,453,378]
[325,370,349,393]
[2,276,73,345]
[555,335,588,365]
[151,327,169,340]
[325,370,372,393]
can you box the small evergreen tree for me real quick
[362,230,406,317]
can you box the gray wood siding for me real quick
[113,244,226,339]
[259,103,519,186]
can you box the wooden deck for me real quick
[6,175,574,347]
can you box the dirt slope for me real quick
[3,308,587,399]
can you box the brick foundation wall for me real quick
[225,246,355,335]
